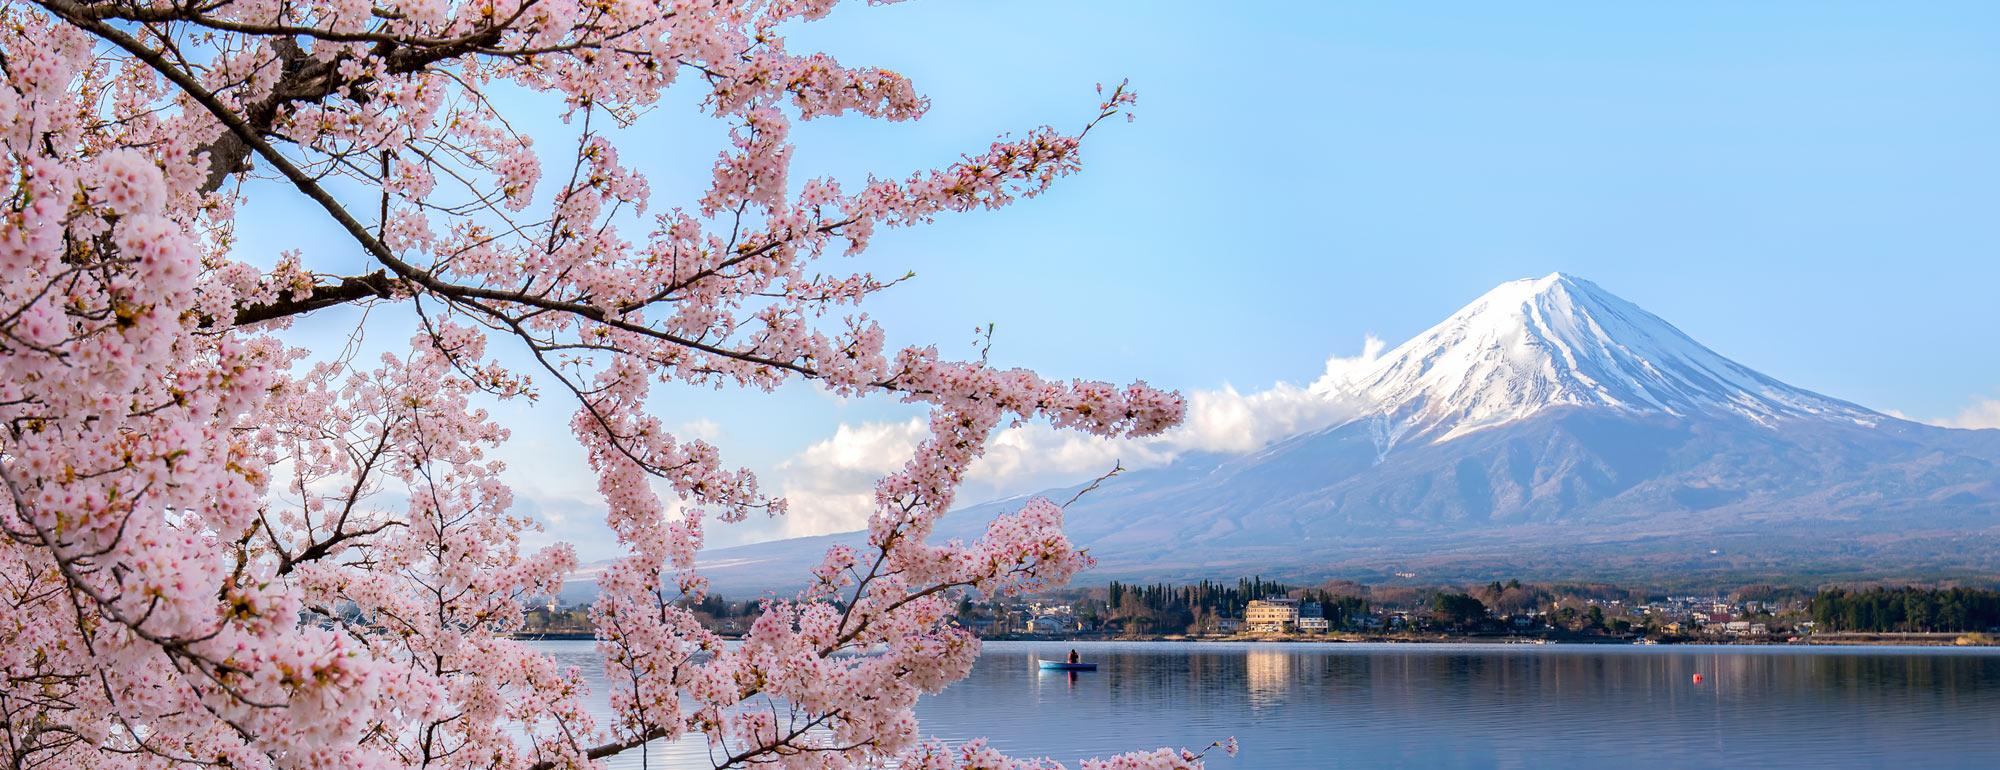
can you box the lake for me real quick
[531,640,2000,769]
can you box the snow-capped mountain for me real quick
[697,275,2000,591]
[1322,273,1879,448]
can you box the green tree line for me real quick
[1104,577,1297,632]
[1808,587,2000,632]
[1100,577,1375,633]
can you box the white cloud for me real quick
[767,338,1386,537]
[1310,334,1387,395]
[1886,395,2000,431]
[678,418,723,441]
[1178,382,1336,454]
[773,419,927,538]
[965,424,1169,499]
[1933,397,2000,430]
[1166,334,1383,454]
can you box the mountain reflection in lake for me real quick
[532,640,2000,769]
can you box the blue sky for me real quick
[774,0,2000,409]
[253,1,2000,553]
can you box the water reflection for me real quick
[1242,647,1292,706]
[1031,663,1083,693]
[534,640,2000,770]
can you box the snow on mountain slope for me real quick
[690,273,2000,592]
[1319,273,1880,447]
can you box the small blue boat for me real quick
[1039,660,1097,671]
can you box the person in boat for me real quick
[1067,649,1080,664]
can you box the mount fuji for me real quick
[697,274,2000,590]
[1325,273,1881,446]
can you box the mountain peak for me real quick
[1327,274,1879,446]
[1471,272,1606,311]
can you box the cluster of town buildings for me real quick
[962,594,1804,639]
[965,598,1356,636]
[1619,596,1797,637]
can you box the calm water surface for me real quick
[533,640,2000,769]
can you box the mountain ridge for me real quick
[684,274,2000,593]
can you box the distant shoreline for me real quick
[515,631,1999,647]
[973,631,1998,647]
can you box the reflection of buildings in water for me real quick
[1245,647,1294,706]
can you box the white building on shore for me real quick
[1246,598,1300,633]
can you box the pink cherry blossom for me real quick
[0,2,1205,768]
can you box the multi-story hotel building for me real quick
[1245,598,1300,633]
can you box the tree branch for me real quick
[225,270,399,327]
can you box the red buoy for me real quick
[1692,673,1705,684]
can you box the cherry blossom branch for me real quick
[3,2,1187,767]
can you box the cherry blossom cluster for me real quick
[0,0,1211,768]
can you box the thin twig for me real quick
[1063,461,1124,507]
